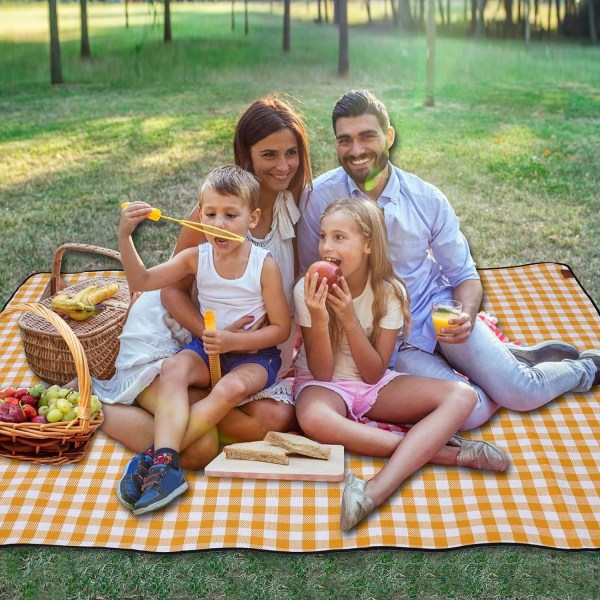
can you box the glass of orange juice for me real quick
[431,300,463,337]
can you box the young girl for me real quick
[118,165,290,515]
[293,199,507,531]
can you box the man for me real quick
[298,89,599,429]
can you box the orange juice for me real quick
[432,310,458,335]
[431,301,462,336]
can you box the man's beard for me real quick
[339,150,389,186]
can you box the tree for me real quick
[425,0,435,106]
[338,0,348,74]
[283,0,291,52]
[48,0,63,84]
[80,0,91,58]
[164,0,172,43]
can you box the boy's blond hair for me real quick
[200,164,260,210]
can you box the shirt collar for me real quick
[346,162,401,204]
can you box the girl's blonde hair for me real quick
[320,198,411,350]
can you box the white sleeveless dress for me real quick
[92,190,299,405]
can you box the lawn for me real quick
[0,2,599,599]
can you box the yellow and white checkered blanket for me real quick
[0,263,598,551]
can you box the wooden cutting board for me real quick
[204,444,345,482]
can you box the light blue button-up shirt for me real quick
[297,164,479,353]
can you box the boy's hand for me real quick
[202,328,235,355]
[119,201,153,237]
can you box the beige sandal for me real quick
[448,435,508,472]
[340,473,375,532]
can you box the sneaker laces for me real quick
[132,458,150,486]
[141,466,166,491]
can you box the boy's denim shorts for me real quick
[183,336,281,391]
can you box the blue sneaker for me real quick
[133,464,188,515]
[116,452,153,510]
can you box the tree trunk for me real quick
[364,0,372,22]
[425,0,435,106]
[475,0,486,36]
[164,0,172,43]
[524,0,530,44]
[125,0,129,28]
[244,0,248,35]
[504,0,513,25]
[590,0,598,42]
[317,0,323,21]
[48,0,63,84]
[325,0,330,22]
[231,0,235,31]
[80,0,91,58]
[338,0,348,75]
[555,0,561,28]
[438,0,445,23]
[283,0,291,52]
[446,0,451,24]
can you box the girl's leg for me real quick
[361,376,476,507]
[296,385,460,465]
[181,364,268,449]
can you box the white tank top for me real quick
[196,243,269,330]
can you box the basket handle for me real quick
[49,243,123,296]
[0,303,92,432]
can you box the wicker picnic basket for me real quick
[17,243,131,386]
[0,303,103,464]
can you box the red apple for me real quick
[307,260,342,291]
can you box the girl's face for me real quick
[250,128,300,197]
[319,210,370,285]
[200,190,259,252]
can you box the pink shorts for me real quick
[293,370,402,422]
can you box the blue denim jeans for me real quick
[394,318,596,430]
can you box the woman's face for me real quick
[249,127,300,197]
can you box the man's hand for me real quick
[436,311,473,344]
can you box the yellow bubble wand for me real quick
[120,202,245,243]
[203,310,222,387]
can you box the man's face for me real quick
[334,114,394,187]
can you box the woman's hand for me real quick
[326,276,358,332]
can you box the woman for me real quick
[96,94,312,471]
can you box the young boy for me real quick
[117,165,291,515]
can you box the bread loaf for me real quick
[223,441,289,465]
[264,431,331,460]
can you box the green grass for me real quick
[1,3,599,599]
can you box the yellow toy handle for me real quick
[204,310,222,387]
[120,202,244,243]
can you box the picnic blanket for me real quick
[0,263,598,552]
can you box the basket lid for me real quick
[18,277,130,339]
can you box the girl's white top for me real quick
[293,278,404,380]
[92,191,300,405]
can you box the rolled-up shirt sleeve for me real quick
[428,188,479,288]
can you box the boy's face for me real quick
[200,191,259,249]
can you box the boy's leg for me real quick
[133,350,210,515]
[181,363,268,450]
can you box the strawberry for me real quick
[21,404,37,420]
[0,387,17,400]
[19,394,37,407]
[13,389,29,399]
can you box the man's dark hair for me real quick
[331,89,391,132]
